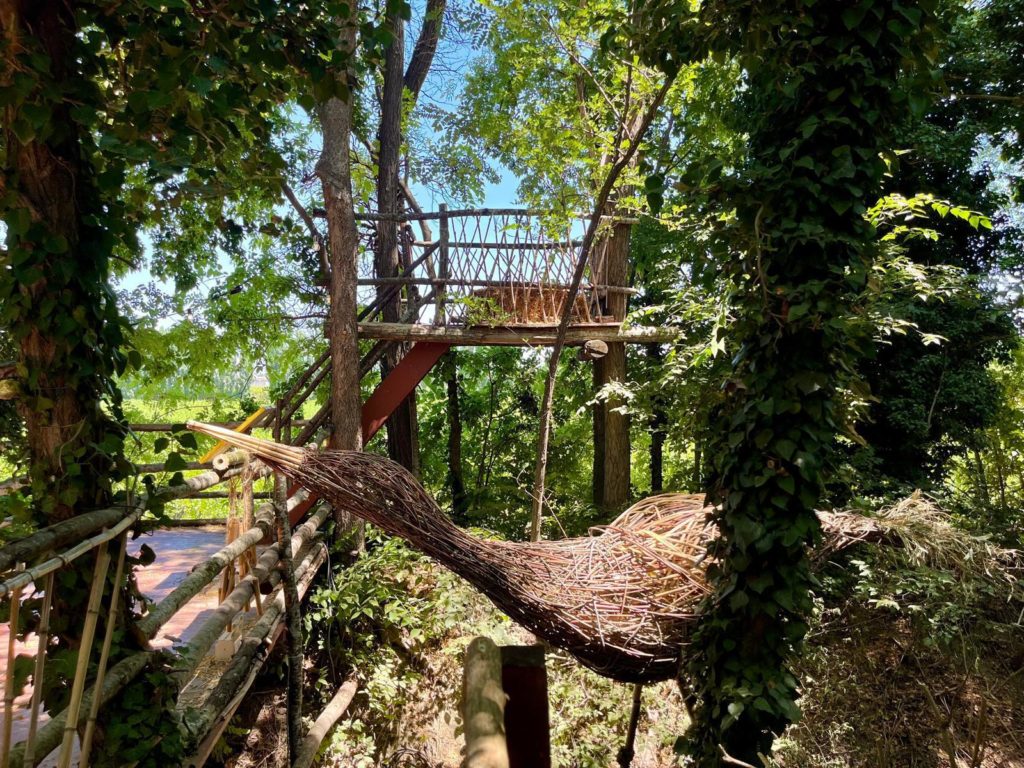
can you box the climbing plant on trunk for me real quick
[631,0,941,763]
[1,0,352,759]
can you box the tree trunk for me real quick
[972,444,990,508]
[1,0,118,524]
[445,351,469,523]
[646,344,667,494]
[592,362,606,507]
[316,20,364,551]
[375,6,420,475]
[404,0,446,100]
[594,216,631,513]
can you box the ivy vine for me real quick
[632,0,942,763]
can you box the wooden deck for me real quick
[0,525,244,767]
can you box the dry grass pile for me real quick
[469,284,592,325]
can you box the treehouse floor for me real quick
[1,525,248,767]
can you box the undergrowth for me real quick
[286,504,1022,768]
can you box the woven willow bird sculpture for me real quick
[188,422,906,683]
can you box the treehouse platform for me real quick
[354,207,661,344]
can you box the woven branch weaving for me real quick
[188,422,913,683]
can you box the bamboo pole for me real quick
[0,465,256,585]
[22,572,53,767]
[57,545,112,768]
[293,675,359,768]
[1,512,138,599]
[1,573,23,768]
[0,508,126,574]
[212,449,250,473]
[79,533,128,768]
[8,651,152,768]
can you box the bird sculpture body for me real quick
[189,422,884,683]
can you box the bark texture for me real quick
[375,7,420,474]
[316,20,365,550]
[594,217,632,513]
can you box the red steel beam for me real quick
[288,341,450,526]
[361,341,451,443]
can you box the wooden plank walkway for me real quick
[0,525,239,766]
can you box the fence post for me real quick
[437,203,449,325]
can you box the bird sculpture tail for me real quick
[187,421,307,473]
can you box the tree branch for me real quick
[529,73,676,540]
[404,0,446,102]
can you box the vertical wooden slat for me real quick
[57,545,111,768]
[23,571,54,767]
[79,533,128,768]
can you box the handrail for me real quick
[0,461,249,578]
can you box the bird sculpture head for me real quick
[187,421,461,549]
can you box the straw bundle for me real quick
[470,285,591,325]
[186,423,1001,683]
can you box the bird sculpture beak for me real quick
[187,421,307,471]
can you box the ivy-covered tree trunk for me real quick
[1,0,129,527]
[665,1,941,763]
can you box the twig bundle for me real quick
[187,423,1016,683]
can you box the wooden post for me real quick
[57,545,111,768]
[1,571,23,768]
[462,637,509,768]
[275,495,303,763]
[23,572,54,767]
[594,213,631,513]
[500,646,550,768]
[437,203,449,325]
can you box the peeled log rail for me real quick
[134,489,301,638]
[182,542,329,766]
[357,322,679,346]
[462,637,509,768]
[349,207,638,222]
[171,503,329,684]
[8,504,327,768]
[0,466,249,580]
[293,675,359,768]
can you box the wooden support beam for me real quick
[358,323,678,346]
[463,637,509,768]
